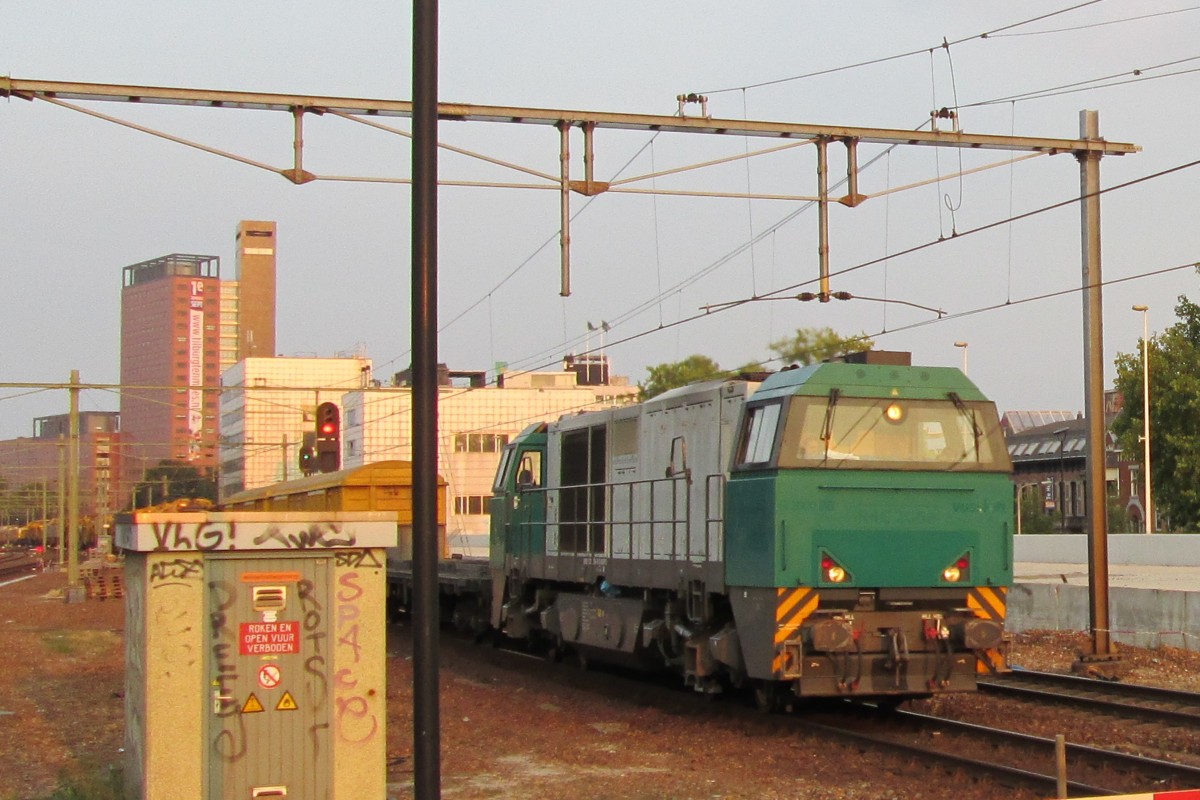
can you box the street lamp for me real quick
[1053,426,1069,533]
[1132,304,1153,533]
[954,341,969,375]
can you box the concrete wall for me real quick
[1008,582,1200,649]
[1010,534,1200,649]
[1014,533,1200,565]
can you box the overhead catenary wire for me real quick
[983,4,1200,37]
[446,41,1196,379]
[691,0,1109,95]
[498,152,1200,380]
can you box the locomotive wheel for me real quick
[753,680,784,713]
[872,696,904,712]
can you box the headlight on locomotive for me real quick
[820,552,852,584]
[941,553,970,583]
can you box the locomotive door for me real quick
[510,447,546,557]
[205,555,332,799]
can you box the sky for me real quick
[2,1,1198,441]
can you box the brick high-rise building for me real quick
[120,221,279,488]
[120,253,222,474]
[235,220,277,361]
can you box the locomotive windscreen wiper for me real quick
[819,388,840,460]
[948,392,983,463]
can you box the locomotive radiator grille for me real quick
[773,587,818,677]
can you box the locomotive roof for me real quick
[750,361,988,402]
[642,377,757,407]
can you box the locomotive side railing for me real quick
[508,473,726,564]
[705,473,725,563]
[604,474,689,561]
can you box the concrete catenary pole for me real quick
[56,435,65,563]
[1077,110,1115,664]
[66,370,82,601]
[1132,304,1153,532]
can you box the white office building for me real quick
[218,356,372,499]
[342,359,637,554]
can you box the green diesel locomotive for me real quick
[488,352,1013,705]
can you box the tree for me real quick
[639,328,876,400]
[768,327,874,366]
[1107,497,1133,534]
[640,355,725,399]
[1111,293,1200,530]
[1017,489,1055,535]
[141,460,218,506]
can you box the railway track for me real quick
[803,703,1200,797]
[0,552,37,581]
[981,668,1200,726]
[459,631,1200,797]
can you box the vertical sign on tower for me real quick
[188,280,205,460]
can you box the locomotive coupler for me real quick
[885,628,910,689]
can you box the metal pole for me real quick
[816,137,831,299]
[56,436,65,563]
[1054,427,1067,534]
[66,370,82,601]
[1015,485,1022,536]
[1132,304,1153,533]
[40,480,47,556]
[412,0,442,797]
[558,120,571,297]
[1077,110,1115,664]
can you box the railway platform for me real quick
[1010,534,1200,649]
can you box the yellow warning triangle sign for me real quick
[241,693,265,714]
[275,691,298,711]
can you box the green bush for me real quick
[40,764,123,800]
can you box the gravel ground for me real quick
[4,569,1200,800]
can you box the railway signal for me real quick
[314,402,340,473]
[298,431,317,476]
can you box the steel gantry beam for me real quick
[1,76,1140,299]
[0,77,1142,153]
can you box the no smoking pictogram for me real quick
[258,664,282,689]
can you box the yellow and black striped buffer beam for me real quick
[967,586,1007,622]
[773,587,819,675]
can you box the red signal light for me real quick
[314,402,342,472]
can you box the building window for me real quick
[453,495,490,515]
[453,433,510,453]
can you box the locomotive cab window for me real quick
[735,402,782,466]
[777,394,1010,471]
[493,445,516,493]
[516,451,542,490]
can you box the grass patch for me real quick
[38,763,123,800]
[40,630,121,658]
